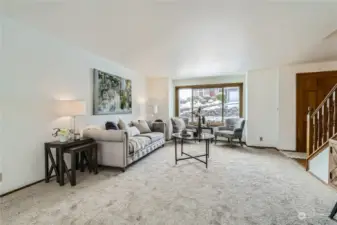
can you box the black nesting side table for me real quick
[44,138,96,186]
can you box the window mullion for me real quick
[191,88,194,122]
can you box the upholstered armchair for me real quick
[214,118,245,146]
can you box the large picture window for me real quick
[175,83,243,122]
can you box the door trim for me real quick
[296,71,337,152]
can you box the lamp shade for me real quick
[56,100,86,117]
[153,105,158,114]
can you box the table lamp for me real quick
[153,105,158,117]
[56,100,86,140]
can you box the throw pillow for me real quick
[146,120,153,131]
[171,117,186,133]
[130,120,139,127]
[129,126,140,136]
[118,118,128,130]
[105,121,119,130]
[134,120,152,133]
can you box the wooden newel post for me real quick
[307,107,314,157]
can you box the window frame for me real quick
[175,83,243,122]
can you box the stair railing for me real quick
[307,84,337,159]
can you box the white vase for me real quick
[59,136,68,142]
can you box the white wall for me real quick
[245,60,337,150]
[0,18,147,194]
[309,146,329,183]
[246,68,279,147]
[146,77,172,121]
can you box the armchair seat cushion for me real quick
[215,130,234,137]
[138,132,164,143]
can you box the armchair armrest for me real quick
[152,122,166,135]
[233,128,243,137]
[83,129,127,142]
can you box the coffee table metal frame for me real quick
[172,133,214,168]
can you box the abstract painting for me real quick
[93,69,132,115]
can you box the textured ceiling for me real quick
[3,0,337,77]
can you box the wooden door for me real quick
[296,71,337,152]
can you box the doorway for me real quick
[296,71,337,152]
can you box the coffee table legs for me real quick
[181,139,184,156]
[175,138,177,165]
[206,140,208,168]
[174,137,210,168]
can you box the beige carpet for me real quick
[1,143,337,225]
[280,150,307,159]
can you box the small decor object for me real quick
[192,107,203,137]
[93,69,132,115]
[52,128,71,142]
[181,129,191,137]
[74,133,81,140]
[202,116,206,125]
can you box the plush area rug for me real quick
[1,143,337,225]
[280,150,307,159]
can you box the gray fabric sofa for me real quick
[83,122,166,171]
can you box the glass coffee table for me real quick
[172,133,215,168]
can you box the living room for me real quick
[2,1,337,224]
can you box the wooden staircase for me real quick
[306,84,337,186]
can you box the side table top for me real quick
[45,138,95,147]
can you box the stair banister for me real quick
[307,83,337,161]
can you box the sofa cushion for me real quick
[138,132,164,143]
[128,136,151,155]
[133,120,152,133]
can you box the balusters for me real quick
[329,95,334,138]
[307,107,313,156]
[335,91,337,135]
[308,86,337,157]
[315,113,319,149]
[323,102,328,142]
[313,114,317,152]
[318,110,322,147]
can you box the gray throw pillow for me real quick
[146,120,153,131]
[134,120,152,133]
[171,117,186,133]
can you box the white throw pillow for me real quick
[129,126,141,136]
